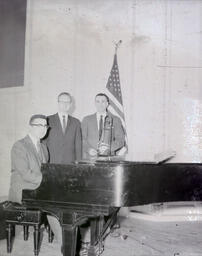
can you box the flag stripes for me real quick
[105,53,127,138]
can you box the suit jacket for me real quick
[81,112,125,159]
[8,135,49,203]
[45,113,82,164]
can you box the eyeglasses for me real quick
[58,100,71,104]
[31,124,49,128]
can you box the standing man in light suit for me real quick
[8,114,49,203]
[45,92,82,164]
[81,93,125,160]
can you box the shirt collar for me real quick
[96,112,107,119]
[28,133,39,149]
[58,112,68,120]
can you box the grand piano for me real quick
[22,161,202,256]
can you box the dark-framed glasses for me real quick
[31,124,49,128]
[58,100,71,104]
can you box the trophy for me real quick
[97,116,113,156]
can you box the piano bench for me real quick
[4,202,43,256]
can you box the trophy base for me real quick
[97,155,125,162]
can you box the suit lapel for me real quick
[56,113,70,135]
[92,113,98,132]
[64,115,71,134]
[24,135,41,165]
[92,113,99,143]
[55,113,63,133]
[39,143,47,163]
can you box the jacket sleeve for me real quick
[81,117,94,158]
[75,121,82,161]
[41,143,49,163]
[111,117,125,153]
[11,142,42,184]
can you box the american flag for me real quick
[106,53,128,150]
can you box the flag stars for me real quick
[106,55,124,106]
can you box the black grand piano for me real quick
[22,161,202,256]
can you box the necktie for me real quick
[62,115,66,133]
[37,142,43,162]
[99,115,103,140]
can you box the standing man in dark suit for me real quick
[81,93,125,160]
[45,92,82,164]
[8,114,49,203]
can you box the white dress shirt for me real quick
[96,112,107,130]
[28,134,40,152]
[58,112,68,129]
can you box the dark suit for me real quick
[81,112,125,159]
[45,113,82,164]
[8,135,49,203]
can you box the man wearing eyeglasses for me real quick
[8,114,49,204]
[45,92,82,164]
[8,114,63,252]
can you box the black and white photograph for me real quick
[0,0,202,255]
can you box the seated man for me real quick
[8,114,62,251]
[9,114,49,203]
[81,93,125,159]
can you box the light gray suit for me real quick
[81,112,125,159]
[8,135,49,203]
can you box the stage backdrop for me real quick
[0,0,201,197]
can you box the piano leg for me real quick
[12,225,15,237]
[62,224,78,256]
[6,223,12,253]
[86,216,105,256]
[88,209,119,256]
[47,223,54,243]
[90,216,104,245]
[33,225,40,256]
[23,225,29,241]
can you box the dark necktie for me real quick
[99,115,103,140]
[37,142,43,162]
[62,115,66,133]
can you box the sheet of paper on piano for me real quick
[154,149,176,164]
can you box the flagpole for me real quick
[112,40,129,155]
[114,40,122,54]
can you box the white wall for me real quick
[0,0,202,197]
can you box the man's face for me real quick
[30,118,48,140]
[95,95,109,113]
[58,94,72,114]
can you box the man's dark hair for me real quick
[95,93,109,103]
[29,114,47,125]
[58,92,72,102]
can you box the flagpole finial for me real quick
[114,40,122,54]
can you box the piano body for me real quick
[22,161,202,256]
